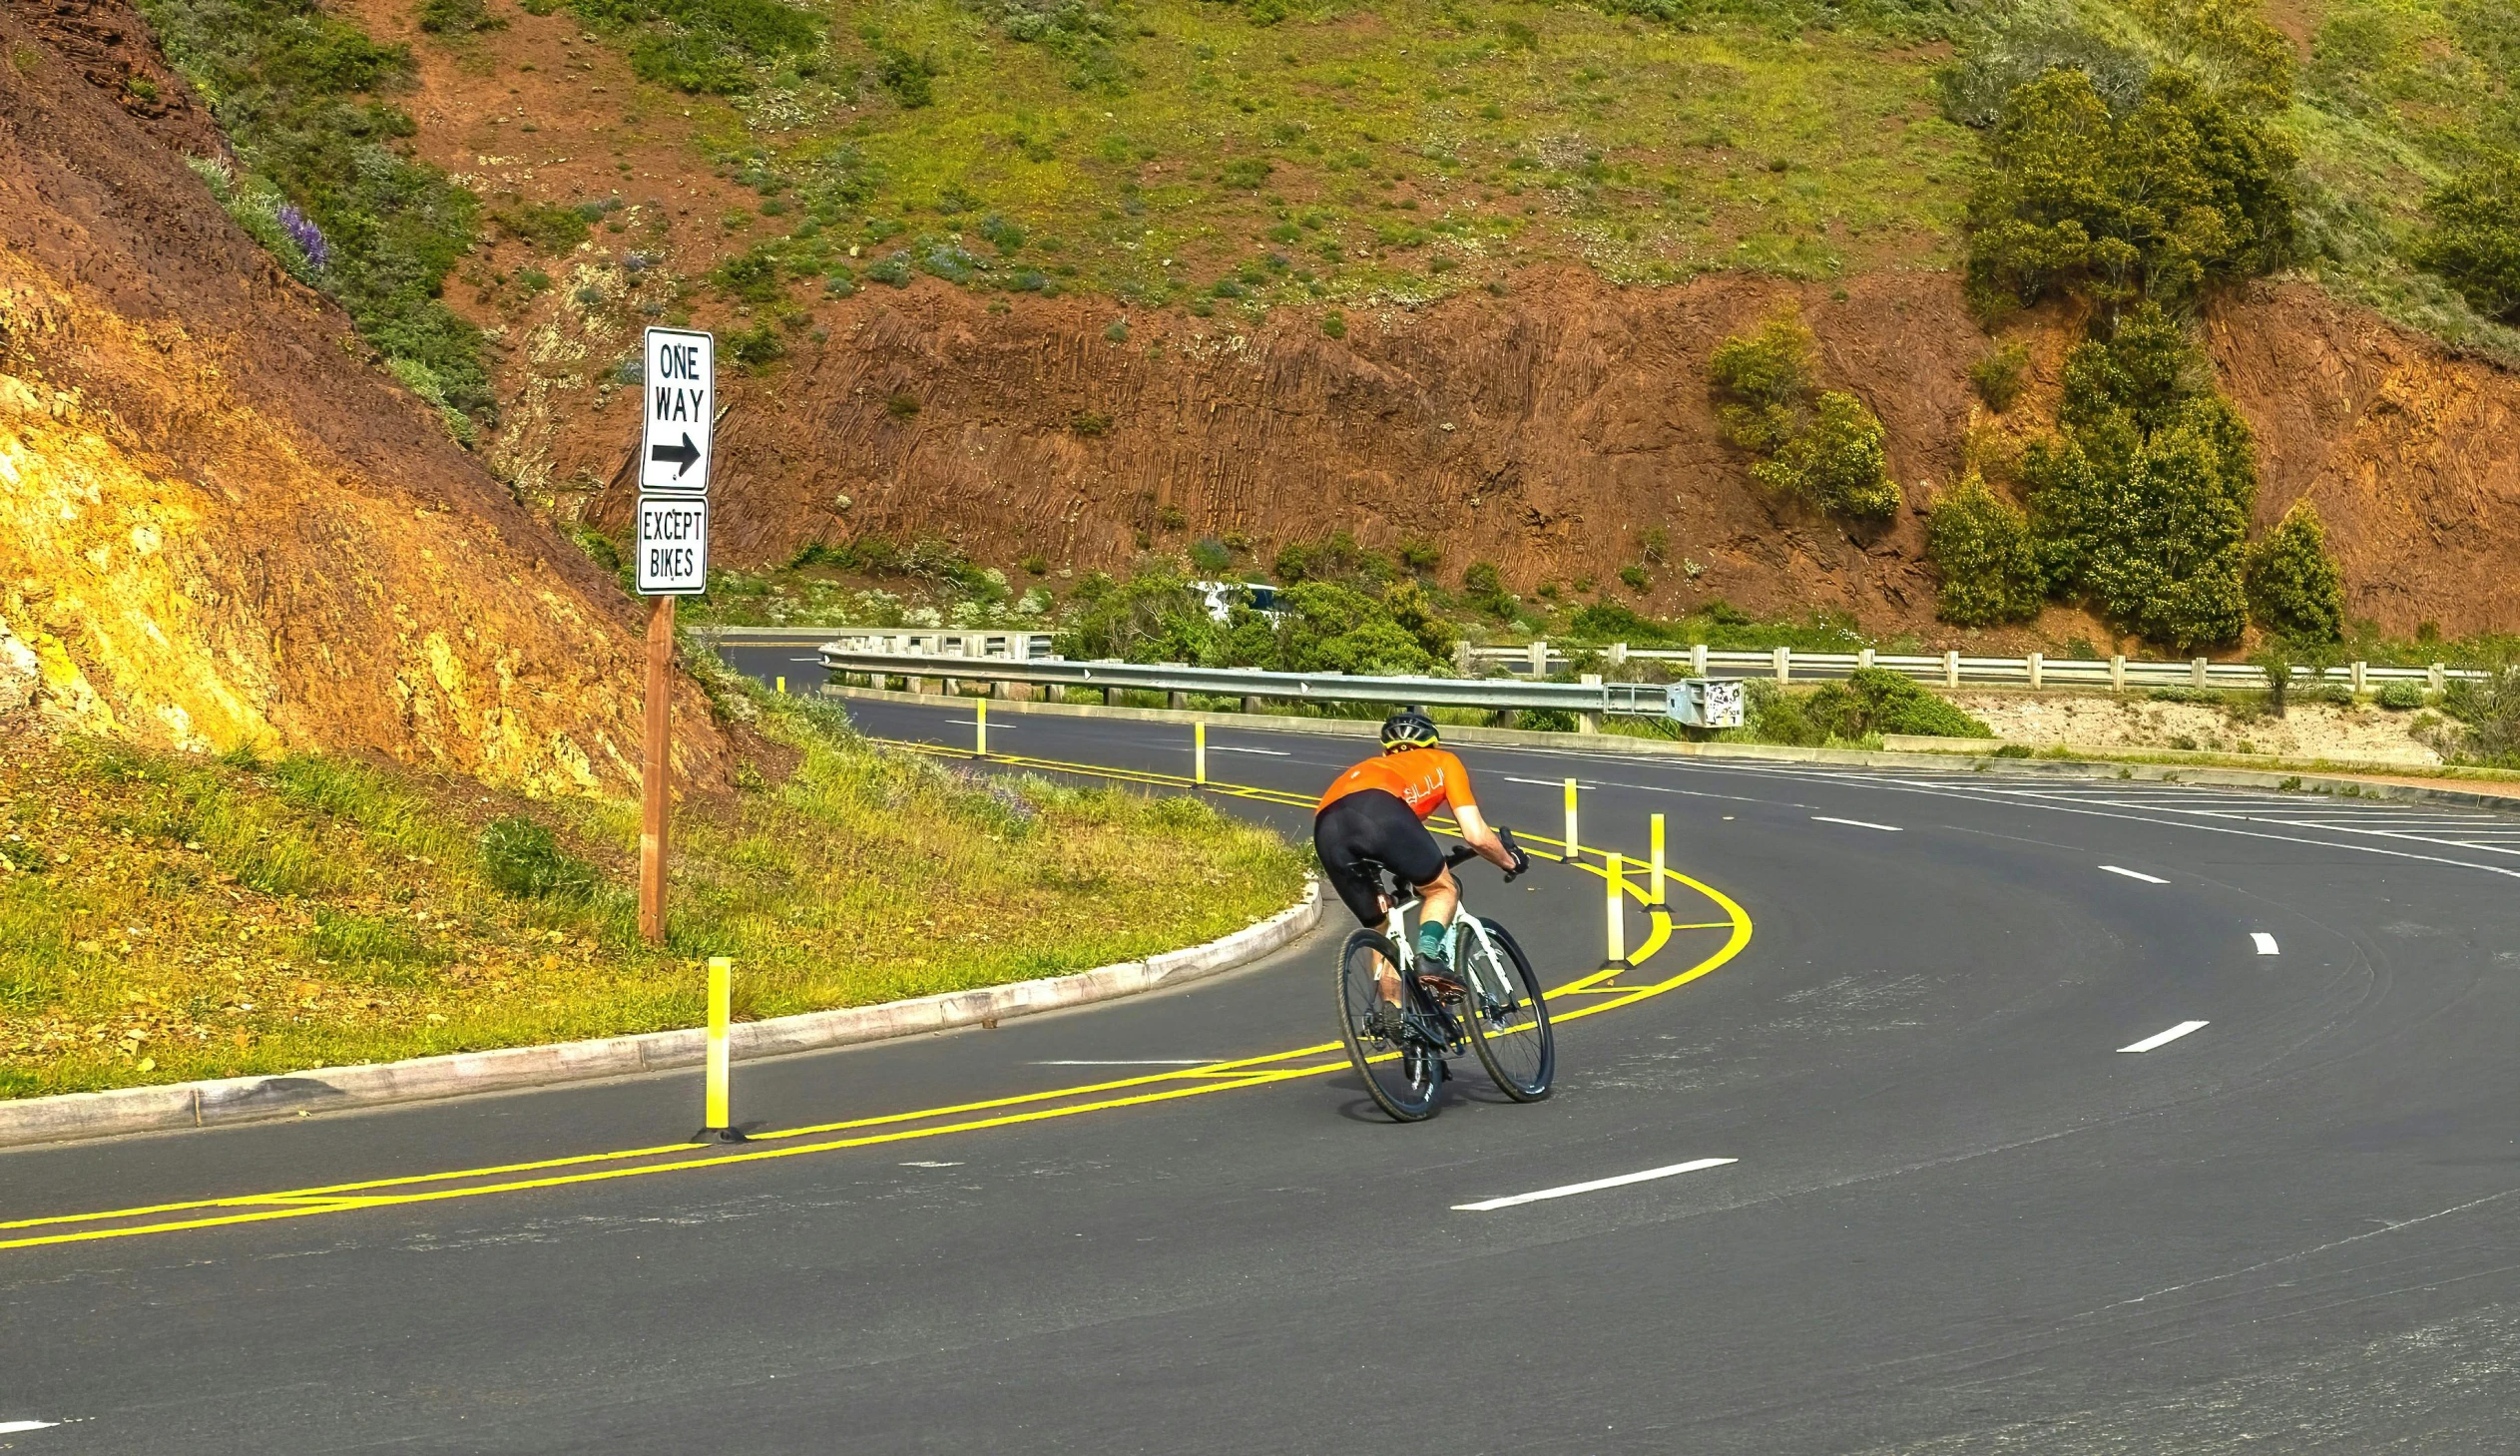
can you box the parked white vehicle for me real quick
[1192,581,1283,625]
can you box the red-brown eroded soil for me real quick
[0,4,729,793]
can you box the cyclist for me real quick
[1314,710,1528,1002]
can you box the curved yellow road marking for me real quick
[1,750,1751,1251]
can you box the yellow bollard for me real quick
[775,675,786,696]
[1195,721,1208,785]
[1603,852,1628,970]
[1649,812,1667,910]
[975,699,988,757]
[1563,778,1580,862]
[698,956,746,1142]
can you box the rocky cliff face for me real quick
[573,268,2520,642]
[0,6,725,793]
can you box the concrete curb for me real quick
[0,882,1322,1152]
[823,685,2520,817]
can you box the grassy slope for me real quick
[636,0,1975,310]
[0,680,1304,1099]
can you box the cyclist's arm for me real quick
[1451,803,1519,871]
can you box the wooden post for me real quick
[640,596,675,944]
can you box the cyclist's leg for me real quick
[1316,791,1431,1006]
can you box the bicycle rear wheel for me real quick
[1336,929,1444,1123]
[1461,921,1553,1102]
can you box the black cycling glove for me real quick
[1503,845,1531,881]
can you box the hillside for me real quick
[73,0,2520,644]
[0,0,728,790]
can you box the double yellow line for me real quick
[0,748,1751,1251]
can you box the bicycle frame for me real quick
[1379,891,1515,1013]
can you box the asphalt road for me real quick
[9,664,2520,1453]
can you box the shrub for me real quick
[724,322,785,370]
[417,0,504,34]
[1711,304,1896,519]
[1756,390,1899,518]
[713,243,786,301]
[1320,309,1347,339]
[478,817,596,900]
[1397,538,1441,574]
[1969,339,2030,411]
[2439,664,2520,765]
[1963,67,2294,309]
[2377,681,2424,710]
[1057,568,1219,663]
[1566,601,1678,646]
[1804,669,1997,739]
[1189,537,1233,574]
[886,391,921,417]
[1708,302,1817,454]
[1273,531,1390,588]
[1619,564,1650,593]
[872,39,938,107]
[580,0,823,94]
[1927,472,2042,625]
[1461,561,1516,619]
[2243,500,2346,643]
[2412,153,2520,321]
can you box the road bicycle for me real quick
[1334,829,1554,1122]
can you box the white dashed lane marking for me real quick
[2121,1021,2210,1053]
[1453,1159,1739,1213]
[1811,816,1901,832]
[2100,865,2170,884]
[2253,932,2280,955]
[0,1421,61,1434]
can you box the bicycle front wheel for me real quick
[1336,929,1443,1123]
[1461,921,1553,1101]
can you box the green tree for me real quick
[1964,67,2295,308]
[1927,472,2043,625]
[1709,302,1818,452]
[2412,152,2520,321]
[2243,500,2346,643]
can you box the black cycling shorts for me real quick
[1313,788,1448,927]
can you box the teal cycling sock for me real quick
[1414,918,1451,964]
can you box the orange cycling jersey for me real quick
[1314,748,1478,820]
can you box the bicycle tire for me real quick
[1461,921,1554,1102]
[1335,929,1444,1123]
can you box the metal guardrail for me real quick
[700,627,1061,658]
[1466,643,2484,693]
[817,649,1671,721]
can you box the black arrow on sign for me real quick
[650,431,702,478]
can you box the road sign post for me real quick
[635,327,715,945]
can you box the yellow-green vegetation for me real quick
[0,690,1304,1099]
[662,0,1974,310]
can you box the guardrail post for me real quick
[2026,651,2043,690]
[1601,853,1628,971]
[1242,695,1260,715]
[2430,662,2447,693]
[1169,691,1190,710]
[1691,643,1709,678]
[1453,639,1474,674]
[1649,812,1667,910]
[1195,722,1207,784]
[1578,673,1602,733]
[696,956,746,1143]
[2351,660,2368,694]
[1528,639,1549,677]
[1564,778,1580,861]
[1944,650,1959,689]
[1608,642,1629,671]
[1858,648,1875,672]
[2110,655,2126,692]
[2192,657,2209,689]
[1773,647,1790,685]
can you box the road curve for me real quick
[6,675,2520,1453]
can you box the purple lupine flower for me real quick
[276,204,330,270]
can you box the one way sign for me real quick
[640,326,714,495]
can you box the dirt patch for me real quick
[1,0,226,157]
[0,5,729,793]
[1951,691,2443,766]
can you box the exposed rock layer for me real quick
[0,8,725,792]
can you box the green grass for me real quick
[0,681,1304,1100]
[659,0,1972,311]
